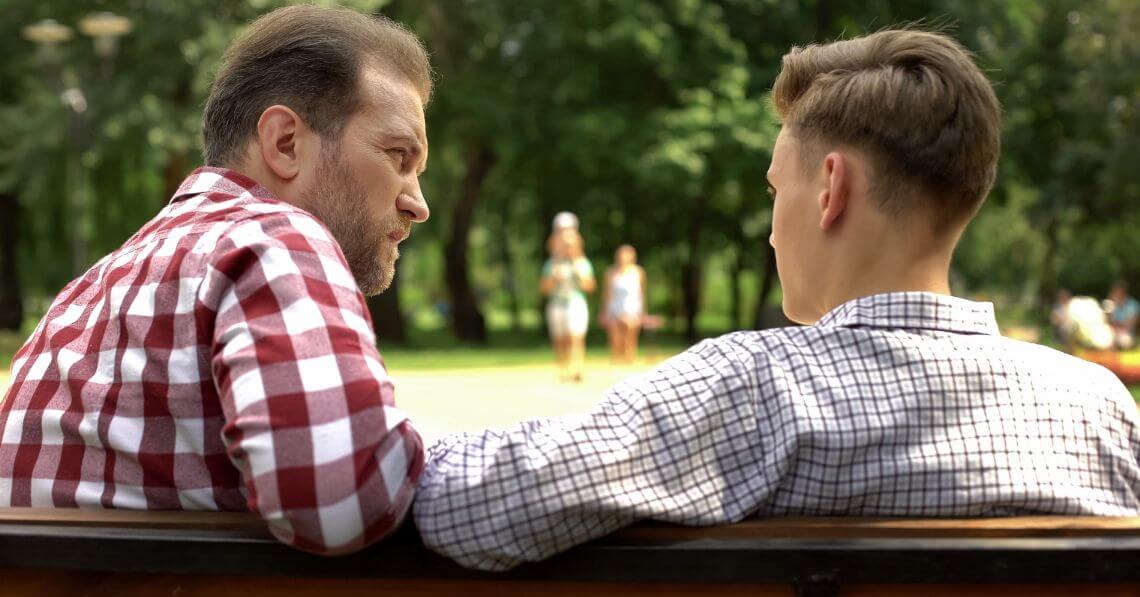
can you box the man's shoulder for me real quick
[704,326,1130,395]
[167,190,338,257]
[1001,336,1130,391]
[154,191,353,293]
[707,326,832,358]
[683,328,812,371]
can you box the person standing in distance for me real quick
[601,245,647,364]
[541,212,596,381]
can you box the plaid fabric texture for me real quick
[0,167,423,555]
[415,292,1140,570]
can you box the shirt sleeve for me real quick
[204,211,424,555]
[413,336,767,570]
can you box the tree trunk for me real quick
[730,210,749,330]
[0,192,23,331]
[444,143,496,343]
[68,106,89,276]
[730,248,743,331]
[816,0,834,38]
[1036,213,1061,319]
[163,152,187,200]
[620,181,634,244]
[495,197,520,332]
[681,197,706,344]
[753,231,779,329]
[368,269,407,346]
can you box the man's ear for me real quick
[256,105,305,181]
[818,151,850,231]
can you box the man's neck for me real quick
[814,235,956,320]
[825,266,951,312]
[223,161,297,210]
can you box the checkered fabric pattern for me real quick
[0,167,423,555]
[415,292,1140,571]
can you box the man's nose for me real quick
[396,191,429,223]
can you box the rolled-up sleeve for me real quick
[204,211,423,555]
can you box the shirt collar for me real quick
[169,167,277,204]
[815,292,1000,336]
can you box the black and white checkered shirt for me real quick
[414,292,1140,570]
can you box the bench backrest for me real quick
[3,508,1140,592]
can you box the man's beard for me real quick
[304,146,408,297]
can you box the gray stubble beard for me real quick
[304,145,397,297]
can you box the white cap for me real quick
[552,211,579,231]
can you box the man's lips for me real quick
[388,229,410,244]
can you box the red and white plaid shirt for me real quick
[0,167,423,555]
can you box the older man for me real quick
[1,6,431,555]
[414,28,1140,570]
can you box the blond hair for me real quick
[773,28,1000,229]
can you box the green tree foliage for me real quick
[1,0,1136,341]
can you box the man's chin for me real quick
[360,275,390,297]
[372,259,399,296]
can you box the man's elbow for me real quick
[413,495,524,571]
[260,496,412,556]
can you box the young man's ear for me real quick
[256,105,305,181]
[818,151,850,231]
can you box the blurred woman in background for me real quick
[601,245,647,364]
[541,213,595,381]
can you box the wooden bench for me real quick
[2,508,1139,596]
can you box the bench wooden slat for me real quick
[618,516,1140,540]
[0,508,263,531]
[4,508,1140,587]
[2,507,1139,539]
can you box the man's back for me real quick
[2,171,260,511]
[1,168,422,554]
[745,293,1139,517]
[414,292,1140,570]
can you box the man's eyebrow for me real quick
[382,133,423,153]
[376,129,427,173]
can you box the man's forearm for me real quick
[413,420,637,571]
[413,340,755,571]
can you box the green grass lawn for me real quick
[379,326,691,371]
[0,330,22,371]
[2,325,1139,404]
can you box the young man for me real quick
[414,29,1140,571]
[1,6,431,555]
